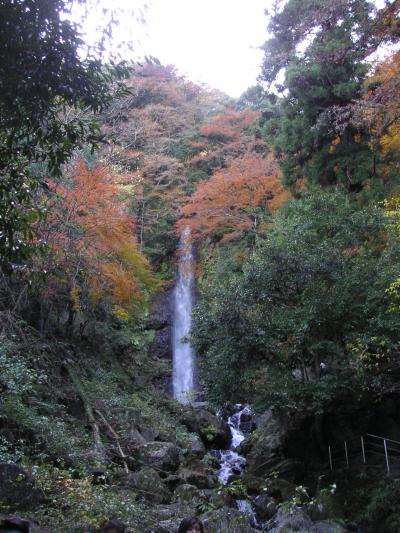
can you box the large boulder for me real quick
[267,508,351,533]
[246,410,284,477]
[246,409,305,482]
[180,407,230,448]
[202,507,257,532]
[0,515,48,533]
[136,442,180,472]
[176,463,217,489]
[252,493,278,521]
[267,507,313,532]
[0,463,45,509]
[128,467,171,504]
[173,483,203,504]
[185,433,206,460]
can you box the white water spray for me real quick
[217,405,252,484]
[172,228,195,403]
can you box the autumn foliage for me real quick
[178,152,290,242]
[40,161,158,319]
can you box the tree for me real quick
[0,0,129,270]
[178,152,290,242]
[260,0,400,190]
[192,190,400,410]
[36,160,158,328]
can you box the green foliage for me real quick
[0,0,130,269]
[193,190,400,410]
[32,465,145,532]
[356,478,400,532]
[259,0,397,190]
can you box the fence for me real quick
[328,433,400,475]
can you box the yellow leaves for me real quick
[70,286,81,313]
[328,136,341,154]
[45,160,159,318]
[385,278,400,314]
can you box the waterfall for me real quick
[172,228,195,403]
[217,405,252,484]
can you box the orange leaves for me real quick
[45,161,157,317]
[178,152,290,242]
[200,109,260,143]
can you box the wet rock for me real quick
[0,463,45,509]
[147,290,172,331]
[240,474,267,494]
[150,327,171,360]
[176,465,217,489]
[128,467,171,504]
[180,407,230,448]
[252,493,278,521]
[264,478,297,501]
[137,441,180,472]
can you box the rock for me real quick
[311,521,351,533]
[0,515,48,533]
[240,474,266,494]
[98,517,128,532]
[185,434,206,459]
[137,442,180,472]
[264,478,297,501]
[246,410,284,477]
[0,463,45,509]
[173,483,202,503]
[150,327,171,360]
[180,407,230,448]
[139,426,161,442]
[202,507,257,532]
[147,290,172,331]
[252,493,278,521]
[177,466,217,489]
[128,467,171,504]
[268,506,313,532]
[122,427,147,453]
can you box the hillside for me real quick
[1,1,400,532]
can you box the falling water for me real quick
[172,228,195,403]
[217,405,252,484]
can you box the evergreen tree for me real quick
[260,0,399,190]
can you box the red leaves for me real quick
[178,152,290,242]
[41,161,157,317]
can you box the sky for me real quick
[78,0,271,97]
[141,0,269,96]
[77,0,393,98]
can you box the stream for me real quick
[172,231,259,528]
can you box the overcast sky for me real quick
[78,0,393,98]
[79,0,270,97]
[141,0,269,96]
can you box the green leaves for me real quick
[0,1,130,269]
[193,190,400,411]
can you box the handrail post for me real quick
[384,439,390,474]
[345,441,349,468]
[361,435,366,464]
[328,445,333,471]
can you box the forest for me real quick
[1,0,400,532]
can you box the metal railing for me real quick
[328,433,400,475]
